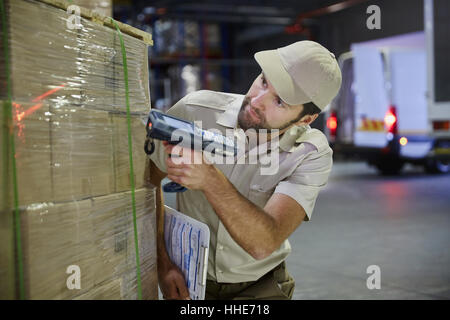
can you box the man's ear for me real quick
[297,113,319,126]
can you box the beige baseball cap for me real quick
[254,40,342,111]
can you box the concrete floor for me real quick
[286,161,450,300]
[162,161,450,299]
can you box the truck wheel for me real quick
[424,159,450,174]
[374,158,404,175]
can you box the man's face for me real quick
[237,72,305,132]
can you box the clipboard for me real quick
[164,205,210,300]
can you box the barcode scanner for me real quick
[144,110,237,192]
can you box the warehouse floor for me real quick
[162,162,450,300]
[286,161,450,300]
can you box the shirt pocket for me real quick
[248,184,274,209]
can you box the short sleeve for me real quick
[274,146,333,221]
[148,95,190,173]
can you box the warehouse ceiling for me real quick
[130,0,369,25]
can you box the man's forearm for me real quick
[202,167,279,260]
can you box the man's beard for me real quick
[237,96,267,131]
[237,96,301,132]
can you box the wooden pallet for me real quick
[35,0,153,46]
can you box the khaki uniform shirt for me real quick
[150,90,333,283]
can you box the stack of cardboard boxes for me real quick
[71,0,113,17]
[0,0,157,299]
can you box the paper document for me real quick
[164,205,210,300]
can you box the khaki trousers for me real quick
[205,262,295,300]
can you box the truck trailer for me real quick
[325,2,450,175]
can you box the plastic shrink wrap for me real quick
[71,0,113,18]
[0,0,157,299]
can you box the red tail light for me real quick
[384,106,397,134]
[327,111,338,138]
[433,121,449,131]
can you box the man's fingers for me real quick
[166,167,186,177]
[166,156,186,168]
[162,270,190,300]
[166,282,179,300]
[165,145,198,162]
[161,278,180,300]
[164,144,206,167]
[167,152,194,166]
[164,144,184,156]
[174,275,191,300]
[167,175,187,188]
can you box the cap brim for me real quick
[254,49,311,106]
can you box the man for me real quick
[148,40,342,300]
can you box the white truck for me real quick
[325,26,450,174]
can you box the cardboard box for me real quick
[50,106,115,202]
[90,187,157,299]
[74,278,122,300]
[0,0,156,299]
[121,257,158,300]
[15,103,52,206]
[74,262,158,300]
[6,104,148,204]
[3,102,53,206]
[5,0,150,114]
[0,101,53,298]
[78,30,151,114]
[8,0,79,105]
[89,188,156,286]
[1,106,14,297]
[111,114,148,193]
[0,210,15,299]
[0,108,7,212]
[71,0,113,18]
[20,187,157,299]
[21,199,95,299]
[141,260,158,300]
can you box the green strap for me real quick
[0,0,25,300]
[111,18,143,300]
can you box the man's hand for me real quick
[163,141,219,191]
[158,258,191,300]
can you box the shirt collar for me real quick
[216,95,323,153]
[216,95,243,128]
[278,125,309,152]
